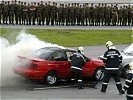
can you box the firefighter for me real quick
[70,47,89,89]
[100,41,124,94]
[122,61,133,100]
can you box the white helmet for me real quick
[77,47,84,54]
[129,61,133,70]
[106,41,113,47]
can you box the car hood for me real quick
[121,52,133,60]
[91,58,103,62]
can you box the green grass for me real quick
[0,28,132,46]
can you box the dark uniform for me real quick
[23,2,28,25]
[97,4,101,26]
[29,2,36,25]
[99,4,105,26]
[75,4,80,26]
[131,6,133,26]
[127,5,131,26]
[80,4,85,26]
[101,47,123,94]
[112,6,118,26]
[47,2,51,25]
[43,3,49,25]
[123,69,133,100]
[123,6,128,26]
[9,1,15,24]
[36,3,43,25]
[93,5,99,26]
[105,6,111,26]
[16,1,23,25]
[70,3,75,26]
[73,3,77,25]
[50,2,56,26]
[0,1,4,24]
[14,1,18,24]
[2,2,8,24]
[67,4,71,26]
[54,3,58,25]
[118,6,123,26]
[90,3,94,25]
[71,52,88,89]
[104,4,109,26]
[63,4,69,26]
[57,4,63,26]
[85,3,90,26]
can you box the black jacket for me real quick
[70,52,88,71]
[102,49,122,72]
[123,70,133,97]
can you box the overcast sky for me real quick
[0,0,133,4]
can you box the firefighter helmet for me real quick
[77,47,84,54]
[106,41,113,47]
[129,61,133,69]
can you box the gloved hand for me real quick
[121,88,125,94]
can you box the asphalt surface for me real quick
[1,25,133,30]
[1,44,129,100]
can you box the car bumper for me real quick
[13,67,45,80]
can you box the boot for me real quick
[71,78,75,85]
[78,82,84,89]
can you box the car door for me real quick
[49,50,71,78]
[82,60,94,77]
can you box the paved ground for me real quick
[1,25,133,30]
[1,44,129,100]
[1,25,130,100]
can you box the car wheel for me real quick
[94,67,104,81]
[44,71,58,85]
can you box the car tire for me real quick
[44,71,58,85]
[93,67,104,81]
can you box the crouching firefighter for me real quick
[70,47,89,89]
[122,61,133,100]
[100,41,124,94]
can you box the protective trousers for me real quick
[101,70,122,92]
[127,96,133,100]
[71,69,83,89]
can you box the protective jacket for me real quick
[123,70,133,98]
[71,52,88,71]
[102,49,122,73]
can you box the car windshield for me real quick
[28,47,61,60]
[123,43,133,56]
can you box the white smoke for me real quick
[0,30,63,86]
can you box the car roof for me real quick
[41,47,76,52]
[122,43,133,53]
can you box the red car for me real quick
[13,47,105,85]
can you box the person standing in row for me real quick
[2,1,8,24]
[9,1,15,24]
[22,2,28,25]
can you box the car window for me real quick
[66,51,75,61]
[28,48,57,60]
[123,44,133,56]
[49,51,67,61]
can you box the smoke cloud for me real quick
[0,30,62,86]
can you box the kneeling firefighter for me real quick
[122,61,133,100]
[70,47,89,89]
